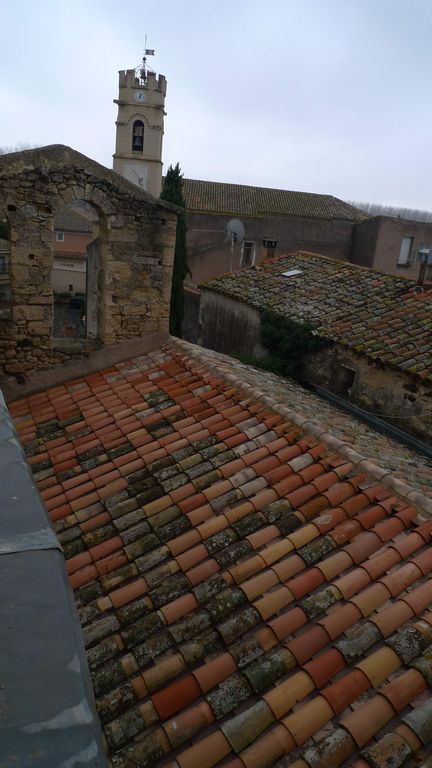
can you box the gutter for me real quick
[305,381,432,460]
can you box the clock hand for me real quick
[131,169,144,187]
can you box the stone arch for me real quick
[0,144,178,383]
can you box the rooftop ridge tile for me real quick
[170,338,432,516]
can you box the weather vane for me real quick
[139,35,155,82]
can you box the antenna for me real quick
[415,244,432,291]
[226,219,245,246]
[226,219,245,272]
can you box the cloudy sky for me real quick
[1,0,431,209]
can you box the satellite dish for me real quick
[226,218,245,246]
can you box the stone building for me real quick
[186,251,432,444]
[113,62,166,198]
[180,182,432,288]
[181,179,367,287]
[0,144,178,385]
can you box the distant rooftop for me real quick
[53,209,93,233]
[182,179,368,221]
[202,251,432,380]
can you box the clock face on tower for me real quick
[123,163,149,190]
[134,90,146,102]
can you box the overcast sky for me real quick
[1,0,432,209]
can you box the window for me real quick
[263,238,277,259]
[398,236,414,265]
[0,253,8,274]
[132,120,144,152]
[69,284,73,292]
[241,241,255,267]
[331,364,356,396]
[56,232,64,242]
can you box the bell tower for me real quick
[113,56,166,198]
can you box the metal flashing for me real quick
[0,527,61,555]
[0,392,108,768]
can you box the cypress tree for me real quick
[160,163,189,336]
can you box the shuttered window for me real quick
[398,236,414,265]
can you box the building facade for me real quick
[351,215,432,283]
[181,182,432,288]
[181,179,367,287]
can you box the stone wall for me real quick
[0,145,178,382]
[185,288,265,360]
[302,346,432,444]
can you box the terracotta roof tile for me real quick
[11,341,432,768]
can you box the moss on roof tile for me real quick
[202,251,431,379]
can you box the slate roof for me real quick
[202,252,432,381]
[53,209,93,233]
[182,179,367,222]
[9,339,432,768]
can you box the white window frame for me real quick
[398,236,414,265]
[241,241,256,267]
[56,232,65,242]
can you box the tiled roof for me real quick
[202,252,432,380]
[10,341,432,768]
[176,342,432,499]
[182,179,367,221]
[53,209,93,233]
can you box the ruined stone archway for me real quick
[0,145,178,382]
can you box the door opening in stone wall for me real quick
[52,200,99,339]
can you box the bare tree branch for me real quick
[346,200,432,223]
